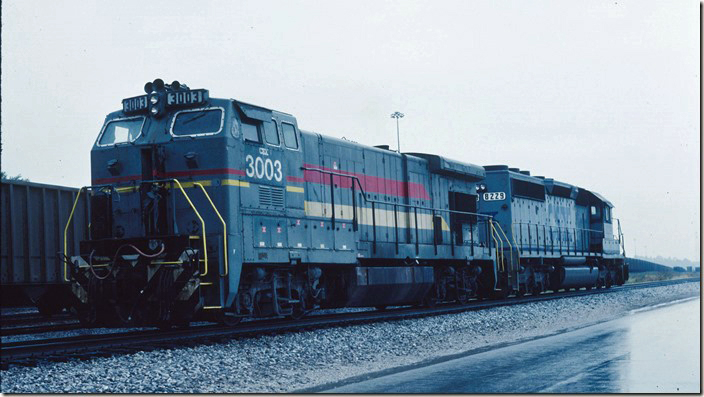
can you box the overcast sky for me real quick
[1,0,700,261]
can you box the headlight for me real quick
[150,107,159,115]
[150,95,159,104]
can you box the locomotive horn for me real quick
[144,82,153,94]
[153,78,165,91]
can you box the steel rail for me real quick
[1,277,698,370]
[0,312,73,327]
[1,322,82,337]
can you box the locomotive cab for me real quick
[70,79,251,326]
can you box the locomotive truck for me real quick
[64,79,627,326]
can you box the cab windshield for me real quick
[171,108,223,136]
[98,117,144,145]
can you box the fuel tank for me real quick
[346,266,434,307]
[551,266,599,289]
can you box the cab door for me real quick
[277,116,307,254]
[240,114,286,263]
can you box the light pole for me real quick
[390,111,404,153]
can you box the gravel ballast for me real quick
[1,282,699,393]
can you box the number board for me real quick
[167,89,208,107]
[245,154,283,182]
[483,192,506,201]
[122,95,148,113]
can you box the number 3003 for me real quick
[245,155,283,181]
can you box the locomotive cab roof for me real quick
[406,153,485,181]
[577,189,614,208]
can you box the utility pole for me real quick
[390,111,404,153]
[634,237,637,257]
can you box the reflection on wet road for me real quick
[322,298,700,393]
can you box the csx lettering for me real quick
[245,155,282,182]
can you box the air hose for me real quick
[88,243,165,280]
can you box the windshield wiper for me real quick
[182,111,208,125]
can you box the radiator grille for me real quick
[259,185,284,208]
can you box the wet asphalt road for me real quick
[321,297,701,393]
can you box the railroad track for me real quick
[1,277,698,370]
[0,312,73,327]
[1,322,83,337]
[1,312,80,337]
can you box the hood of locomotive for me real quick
[90,96,237,241]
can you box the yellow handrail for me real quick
[63,187,85,281]
[509,223,522,262]
[494,221,520,290]
[493,221,517,267]
[170,179,209,277]
[489,222,505,272]
[194,182,228,277]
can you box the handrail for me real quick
[194,182,228,277]
[493,220,519,291]
[508,224,522,262]
[493,221,516,268]
[300,166,493,219]
[489,222,504,272]
[513,222,609,256]
[168,179,208,277]
[616,218,626,256]
[63,187,85,282]
[513,222,605,236]
[492,221,514,263]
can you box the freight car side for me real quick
[0,180,89,313]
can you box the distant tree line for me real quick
[1,171,29,181]
[633,254,700,269]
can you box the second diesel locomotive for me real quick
[65,79,627,326]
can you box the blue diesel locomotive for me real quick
[65,79,626,326]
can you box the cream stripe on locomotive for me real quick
[113,180,448,231]
[303,201,450,231]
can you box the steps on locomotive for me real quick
[189,234,224,310]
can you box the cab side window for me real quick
[264,121,280,146]
[242,121,260,143]
[282,122,299,150]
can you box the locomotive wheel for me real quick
[222,313,243,326]
[421,295,437,308]
[288,294,307,320]
[456,288,470,304]
[491,289,510,300]
[157,321,173,330]
[289,306,306,320]
[375,306,388,311]
[75,305,98,326]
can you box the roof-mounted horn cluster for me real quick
[122,78,208,118]
[143,78,190,94]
